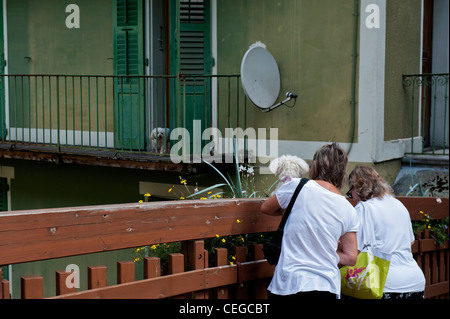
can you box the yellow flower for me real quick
[168,187,173,193]
[144,193,151,197]
[200,197,207,200]
[222,238,226,243]
[180,197,185,200]
[231,256,236,260]
[215,234,220,238]
[216,195,222,198]
[138,200,143,203]
[229,262,234,265]
[428,225,431,229]
[236,219,242,224]
[180,179,187,185]
[420,211,424,214]
[208,191,212,195]
[151,245,157,250]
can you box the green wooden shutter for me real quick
[170,0,211,156]
[113,0,145,150]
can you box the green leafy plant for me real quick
[412,211,449,246]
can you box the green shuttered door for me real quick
[113,0,145,150]
[170,0,211,155]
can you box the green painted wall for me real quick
[7,0,113,76]
[384,0,422,141]
[216,0,358,143]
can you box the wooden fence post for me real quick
[234,246,248,298]
[88,266,108,289]
[1,279,9,299]
[251,243,268,299]
[169,253,185,299]
[144,257,161,279]
[21,276,44,299]
[215,247,229,299]
[169,253,184,274]
[55,271,78,295]
[117,261,135,284]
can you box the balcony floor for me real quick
[0,143,199,173]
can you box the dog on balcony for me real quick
[269,155,309,187]
[150,127,171,154]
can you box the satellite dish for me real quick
[241,42,298,112]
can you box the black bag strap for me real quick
[278,178,309,231]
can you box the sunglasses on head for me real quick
[346,186,353,199]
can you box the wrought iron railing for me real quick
[0,74,246,159]
[403,73,449,155]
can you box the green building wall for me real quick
[217,0,358,143]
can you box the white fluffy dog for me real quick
[150,127,171,154]
[269,155,309,183]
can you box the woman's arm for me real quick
[337,232,358,266]
[260,195,284,216]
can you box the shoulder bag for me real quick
[263,178,309,265]
[340,203,391,299]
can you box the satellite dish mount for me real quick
[241,42,298,113]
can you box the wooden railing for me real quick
[0,197,448,299]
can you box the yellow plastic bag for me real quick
[340,247,391,299]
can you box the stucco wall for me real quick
[217,0,357,143]
[384,0,422,142]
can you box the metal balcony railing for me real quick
[403,73,449,155]
[0,74,246,160]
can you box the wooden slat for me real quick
[0,199,269,266]
[251,243,269,299]
[117,261,135,284]
[21,276,44,299]
[56,271,78,295]
[168,254,184,274]
[424,281,449,299]
[144,257,160,279]
[214,248,229,299]
[50,260,274,299]
[420,239,449,253]
[1,279,9,299]
[88,266,107,289]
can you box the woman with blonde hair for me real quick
[261,143,358,299]
[347,165,425,299]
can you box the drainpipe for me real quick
[348,0,359,156]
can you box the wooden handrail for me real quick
[1,197,448,267]
[0,199,269,266]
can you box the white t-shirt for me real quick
[355,195,425,293]
[268,179,359,296]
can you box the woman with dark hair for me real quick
[348,165,425,299]
[261,143,359,299]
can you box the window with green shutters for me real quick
[113,0,145,150]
